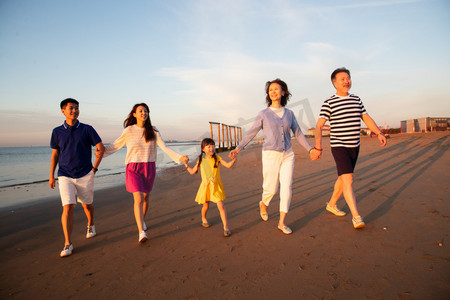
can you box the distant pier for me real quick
[209,122,242,152]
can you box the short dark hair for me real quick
[331,67,351,82]
[265,78,291,107]
[60,98,79,109]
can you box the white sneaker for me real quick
[352,216,366,229]
[326,203,346,216]
[139,231,148,243]
[143,222,147,231]
[86,225,96,238]
[60,244,73,257]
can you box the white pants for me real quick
[261,149,295,213]
[58,171,95,206]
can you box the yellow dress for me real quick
[194,156,226,204]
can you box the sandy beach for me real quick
[1,132,449,299]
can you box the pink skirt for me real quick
[125,162,156,193]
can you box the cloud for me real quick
[319,0,424,10]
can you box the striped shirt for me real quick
[319,94,367,148]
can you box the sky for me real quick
[0,0,449,147]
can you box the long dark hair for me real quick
[195,138,218,174]
[123,103,156,142]
[265,78,291,107]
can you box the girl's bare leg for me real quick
[143,193,149,217]
[133,192,145,232]
[201,202,209,224]
[217,201,229,231]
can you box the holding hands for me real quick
[180,155,189,164]
[229,148,239,160]
[309,147,322,161]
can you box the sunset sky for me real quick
[1,0,449,147]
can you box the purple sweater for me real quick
[237,107,312,152]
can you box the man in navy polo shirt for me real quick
[49,98,105,257]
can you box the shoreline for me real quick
[0,140,253,211]
[0,164,189,212]
[1,132,449,299]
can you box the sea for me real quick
[0,142,201,208]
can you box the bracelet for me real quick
[314,147,323,152]
[92,167,98,172]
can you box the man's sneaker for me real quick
[326,203,346,216]
[86,225,96,238]
[60,244,73,257]
[143,222,147,231]
[352,216,366,229]
[139,231,148,243]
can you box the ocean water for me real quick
[0,142,201,189]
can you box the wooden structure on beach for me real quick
[209,122,242,152]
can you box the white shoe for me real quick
[352,216,366,229]
[143,222,147,231]
[86,225,96,238]
[278,224,292,235]
[326,203,346,216]
[259,201,268,221]
[139,231,148,243]
[60,244,73,257]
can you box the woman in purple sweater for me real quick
[230,79,320,234]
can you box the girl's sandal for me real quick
[201,222,211,228]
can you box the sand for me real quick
[1,132,449,299]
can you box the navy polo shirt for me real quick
[50,120,102,178]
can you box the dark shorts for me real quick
[125,162,156,193]
[331,146,360,176]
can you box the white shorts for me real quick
[58,171,95,206]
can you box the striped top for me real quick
[104,125,182,165]
[319,94,367,148]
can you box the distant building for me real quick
[400,117,450,133]
[307,125,330,136]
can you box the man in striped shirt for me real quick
[314,67,387,229]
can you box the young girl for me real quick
[102,103,188,243]
[184,138,236,237]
